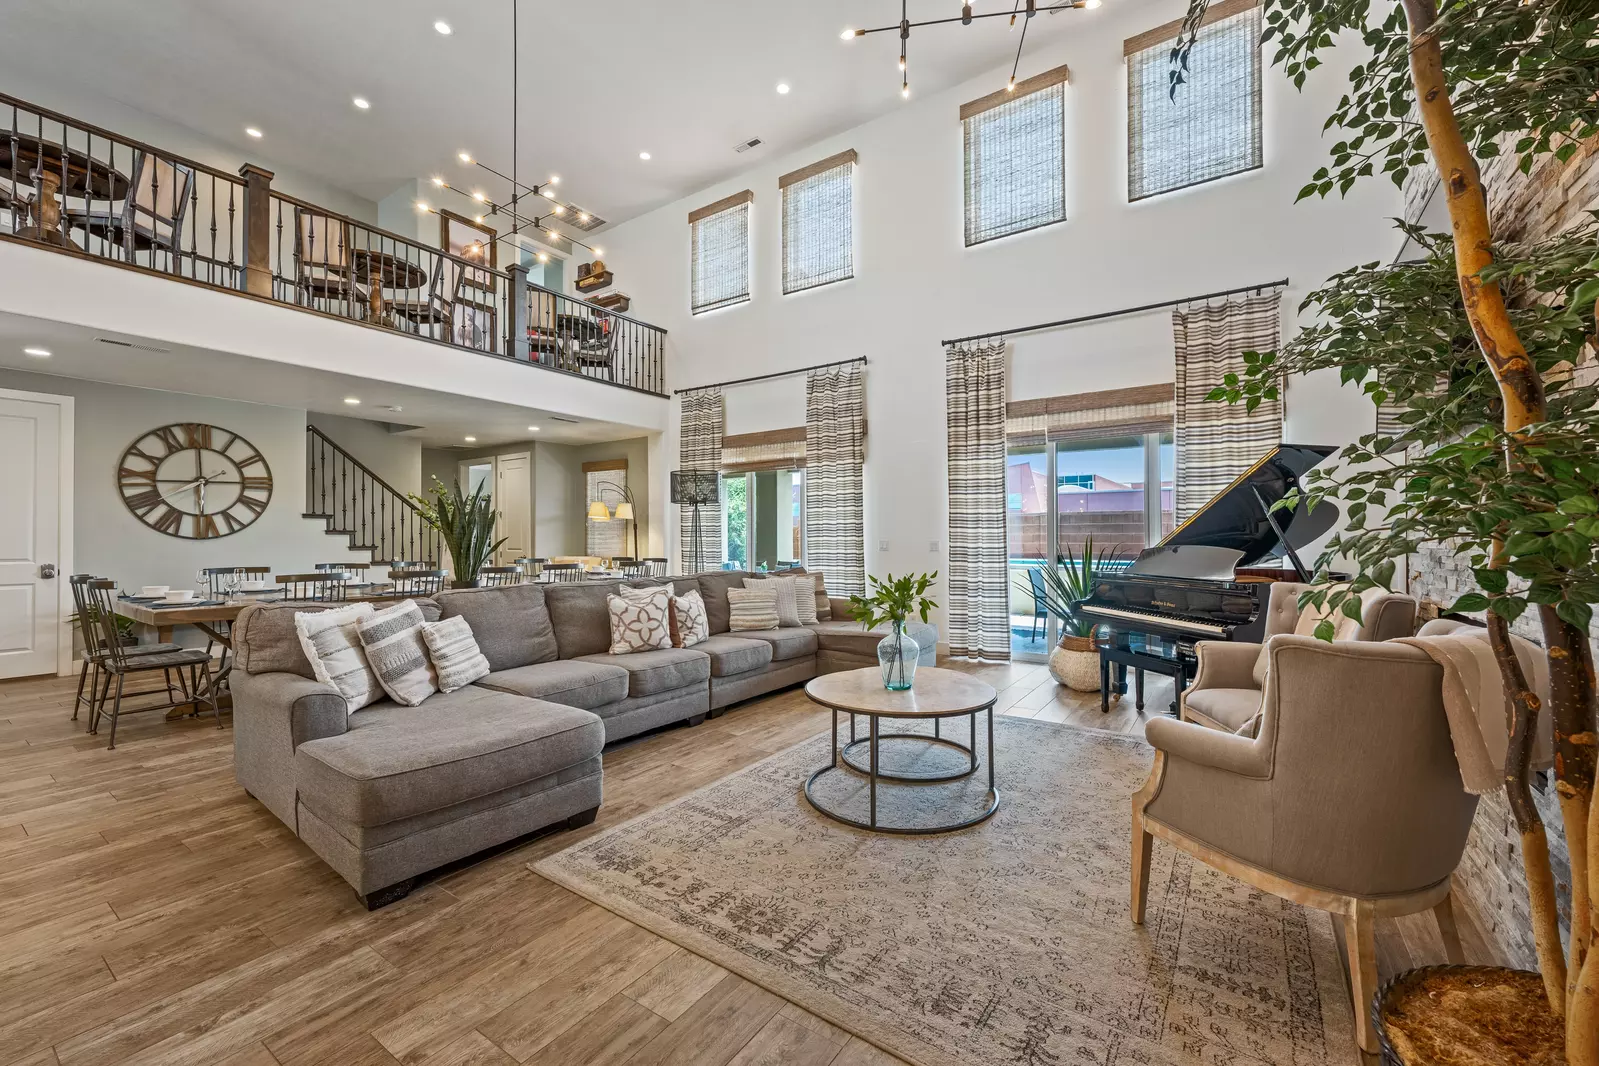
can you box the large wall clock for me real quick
[117,423,273,539]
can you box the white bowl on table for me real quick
[139,585,170,598]
[162,590,197,603]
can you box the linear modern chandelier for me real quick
[842,0,1101,99]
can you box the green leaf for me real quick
[1447,593,1490,613]
[1556,599,1593,630]
[1490,597,1528,623]
[1313,619,1335,642]
[1472,568,1510,594]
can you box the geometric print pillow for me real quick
[670,588,709,648]
[608,585,672,654]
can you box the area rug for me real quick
[533,716,1357,1066]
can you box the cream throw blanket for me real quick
[1396,625,1554,795]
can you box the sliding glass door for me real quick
[721,469,805,571]
[1007,432,1173,660]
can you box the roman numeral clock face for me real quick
[118,423,273,539]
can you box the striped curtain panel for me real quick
[804,364,866,596]
[678,389,724,572]
[1172,293,1282,523]
[945,342,1010,661]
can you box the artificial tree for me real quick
[1170,0,1599,1056]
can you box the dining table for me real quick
[0,138,129,247]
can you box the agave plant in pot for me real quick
[408,476,506,589]
[1022,538,1116,692]
[848,571,938,691]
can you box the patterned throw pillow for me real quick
[789,575,819,626]
[608,585,672,654]
[745,577,801,628]
[294,603,380,713]
[727,585,780,631]
[671,589,709,648]
[356,600,439,707]
[420,615,490,693]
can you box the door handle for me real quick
[40,563,57,579]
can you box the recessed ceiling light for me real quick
[245,127,263,138]
[639,151,651,161]
[527,426,540,432]
[434,20,452,34]
[352,96,370,110]
[463,436,476,442]
[22,346,51,358]
[343,397,361,405]
[458,151,473,164]
[776,83,790,94]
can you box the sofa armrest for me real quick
[233,669,348,748]
[1146,716,1271,779]
[1190,640,1261,693]
[827,596,855,621]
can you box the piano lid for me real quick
[1160,444,1336,567]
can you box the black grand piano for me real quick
[1076,443,1338,713]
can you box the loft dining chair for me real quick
[293,208,364,312]
[66,150,194,266]
[82,580,218,749]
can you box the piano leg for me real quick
[1099,654,1109,714]
[1135,669,1145,712]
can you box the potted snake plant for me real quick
[1023,538,1117,691]
[408,476,506,589]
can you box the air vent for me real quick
[97,337,171,354]
[734,137,763,153]
[548,414,582,424]
[563,207,606,232]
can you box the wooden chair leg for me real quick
[1432,891,1466,964]
[1131,807,1154,924]
[1343,900,1379,1055]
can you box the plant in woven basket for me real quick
[1172,0,1599,1059]
[1019,538,1119,692]
[408,476,507,589]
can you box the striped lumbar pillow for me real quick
[294,603,380,713]
[787,575,818,626]
[744,576,801,628]
[727,585,780,631]
[356,600,439,707]
[420,615,490,693]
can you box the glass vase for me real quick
[878,621,920,691]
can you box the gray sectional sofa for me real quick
[232,569,936,907]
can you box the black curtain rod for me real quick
[673,356,867,396]
[940,278,1290,347]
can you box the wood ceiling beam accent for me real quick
[778,150,858,190]
[960,63,1070,121]
[1124,0,1259,56]
[688,189,754,224]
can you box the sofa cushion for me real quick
[1182,687,1263,733]
[573,648,710,697]
[696,571,750,635]
[543,581,622,659]
[475,659,629,710]
[741,626,819,662]
[294,687,603,826]
[435,584,559,670]
[809,619,934,659]
[694,635,773,677]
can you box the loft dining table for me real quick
[349,248,427,329]
[1,138,129,247]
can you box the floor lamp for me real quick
[671,470,720,575]
[589,481,637,559]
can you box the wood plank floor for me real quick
[0,661,1507,1066]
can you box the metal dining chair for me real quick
[541,562,584,583]
[198,566,271,598]
[292,208,365,312]
[389,568,446,596]
[642,558,670,576]
[276,573,350,601]
[478,566,523,588]
[514,557,546,580]
[67,574,182,723]
[315,562,370,574]
[1026,568,1050,642]
[83,580,218,749]
[65,150,194,266]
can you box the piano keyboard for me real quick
[1077,604,1229,637]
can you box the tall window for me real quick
[962,64,1069,247]
[1126,0,1262,201]
[722,469,805,571]
[781,150,856,294]
[689,190,753,314]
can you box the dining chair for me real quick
[198,566,271,598]
[643,558,670,576]
[389,568,446,595]
[276,573,349,601]
[66,150,194,266]
[67,574,183,723]
[83,580,218,749]
[293,208,365,312]
[315,562,370,577]
[375,559,433,572]
[478,566,523,588]
[1026,568,1050,642]
[514,557,547,579]
[541,562,584,583]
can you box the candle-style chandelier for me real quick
[842,0,1101,100]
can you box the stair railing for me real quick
[304,425,440,567]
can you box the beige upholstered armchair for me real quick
[1132,635,1477,1054]
[1182,581,1417,733]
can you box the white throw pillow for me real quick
[608,585,672,654]
[357,600,439,707]
[744,577,800,628]
[727,585,780,631]
[789,575,819,626]
[420,615,490,693]
[670,589,710,648]
[294,603,379,713]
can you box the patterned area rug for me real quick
[533,716,1356,1066]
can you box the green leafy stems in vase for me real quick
[408,476,507,589]
[848,571,938,691]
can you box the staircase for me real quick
[304,425,441,566]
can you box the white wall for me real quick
[600,0,1399,620]
[306,411,422,497]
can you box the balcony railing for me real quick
[0,92,667,396]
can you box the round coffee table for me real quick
[803,667,999,834]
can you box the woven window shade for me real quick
[722,428,807,473]
[690,191,753,314]
[781,150,856,295]
[1126,1,1262,201]
[962,66,1068,247]
[1005,383,1174,447]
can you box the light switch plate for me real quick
[929,540,939,552]
[878,539,889,552]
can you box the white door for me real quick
[494,453,531,565]
[0,392,69,679]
